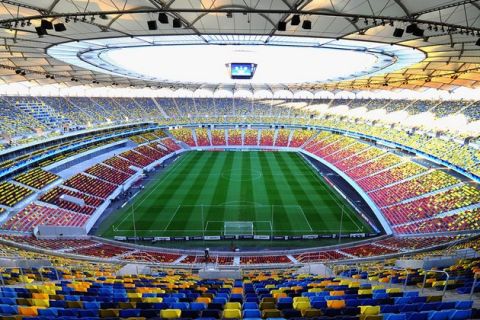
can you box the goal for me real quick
[223,221,254,236]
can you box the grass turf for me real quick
[99,151,372,238]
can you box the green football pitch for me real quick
[99,151,372,238]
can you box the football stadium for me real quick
[0,0,480,319]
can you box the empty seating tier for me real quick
[13,168,59,189]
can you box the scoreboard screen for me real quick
[230,63,256,79]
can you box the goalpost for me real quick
[223,221,254,236]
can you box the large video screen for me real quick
[230,63,256,79]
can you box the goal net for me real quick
[223,221,254,236]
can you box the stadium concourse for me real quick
[2,0,480,319]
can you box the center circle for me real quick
[222,168,263,182]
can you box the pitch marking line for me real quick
[133,153,190,210]
[300,155,363,232]
[162,204,181,232]
[296,205,313,231]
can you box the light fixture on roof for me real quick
[35,26,48,37]
[40,19,53,30]
[172,18,182,28]
[226,12,233,18]
[291,15,300,26]
[277,21,287,31]
[54,23,66,32]
[158,13,169,24]
[99,13,108,20]
[405,23,417,33]
[475,38,480,46]
[393,28,404,37]
[147,20,158,30]
[302,20,311,30]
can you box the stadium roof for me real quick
[2,0,480,93]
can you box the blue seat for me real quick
[455,301,473,310]
[278,297,293,303]
[212,297,228,305]
[83,301,100,309]
[373,293,389,299]
[243,302,258,310]
[0,304,17,315]
[78,309,98,317]
[384,313,407,320]
[345,299,360,307]
[38,308,59,316]
[311,301,327,309]
[404,291,420,297]
[190,302,207,311]
[395,297,412,305]
[119,309,141,318]
[58,308,78,316]
[428,310,451,320]
[309,296,324,303]
[438,302,456,310]
[420,302,441,311]
[50,300,66,308]
[448,309,472,320]
[171,302,190,310]
[401,304,420,312]
[406,312,429,320]
[163,297,179,304]
[0,298,16,305]
[243,309,262,318]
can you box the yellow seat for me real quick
[386,288,402,294]
[99,309,119,318]
[358,289,372,295]
[302,308,323,318]
[360,305,380,315]
[293,296,310,303]
[372,285,384,290]
[326,300,346,309]
[160,309,182,319]
[127,292,142,298]
[293,301,311,311]
[143,297,163,303]
[224,302,241,310]
[262,309,282,318]
[223,309,242,318]
[31,299,49,307]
